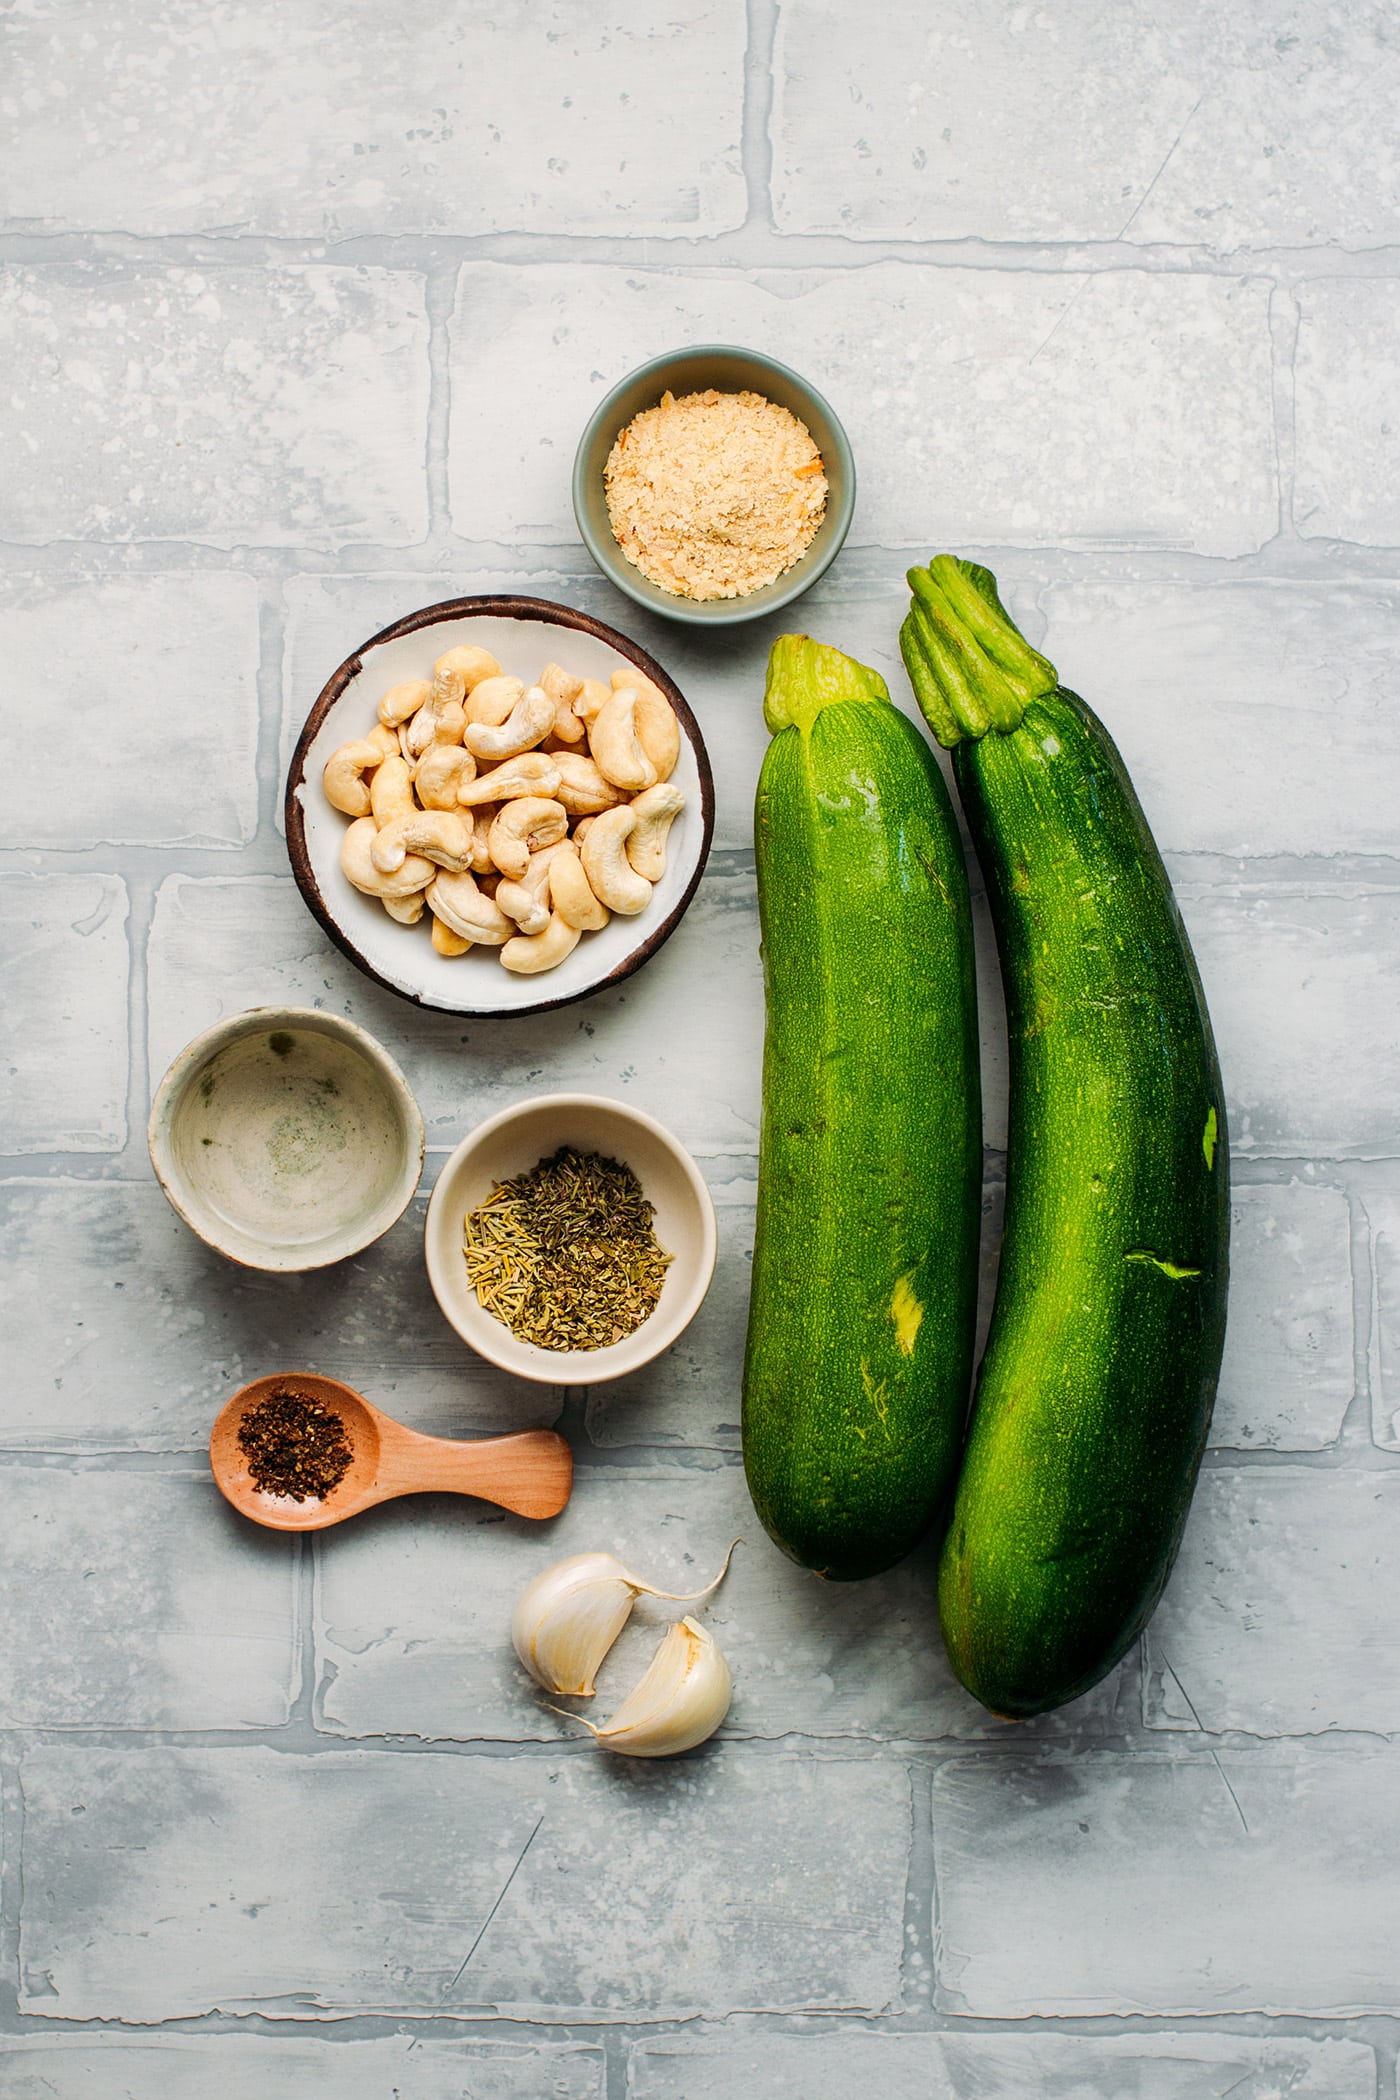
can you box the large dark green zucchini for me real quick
[901,556,1229,1714]
[742,635,982,1581]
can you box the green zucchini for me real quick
[901,556,1229,1716]
[742,635,982,1581]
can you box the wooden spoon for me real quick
[209,1373,573,1533]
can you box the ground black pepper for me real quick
[237,1389,354,1502]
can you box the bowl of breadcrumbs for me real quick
[573,345,856,627]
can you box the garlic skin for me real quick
[567,1616,732,1758]
[512,1544,738,1698]
[512,1552,638,1697]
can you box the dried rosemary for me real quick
[238,1389,354,1502]
[464,1146,673,1352]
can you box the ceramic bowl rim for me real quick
[284,593,716,1018]
[147,1004,426,1273]
[572,341,857,627]
[422,1091,719,1386]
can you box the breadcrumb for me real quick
[604,387,828,602]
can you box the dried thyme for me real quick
[238,1389,354,1502]
[464,1146,673,1351]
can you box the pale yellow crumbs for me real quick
[604,387,829,602]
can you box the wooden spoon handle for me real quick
[381,1427,573,1520]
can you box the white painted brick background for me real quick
[2,0,1397,2087]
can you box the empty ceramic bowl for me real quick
[424,1094,718,1386]
[573,343,856,626]
[148,1007,424,1273]
[285,595,714,1017]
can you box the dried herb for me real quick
[238,1389,354,1502]
[464,1146,673,1352]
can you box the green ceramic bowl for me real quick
[572,344,856,627]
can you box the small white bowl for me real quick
[149,1007,425,1273]
[285,595,714,1017]
[424,1094,717,1385]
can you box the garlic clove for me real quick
[511,1541,740,1697]
[511,1552,637,1697]
[565,1616,732,1758]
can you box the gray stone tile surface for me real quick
[1370,1188,1400,1448]
[1144,1468,1400,1734]
[1,0,1395,2081]
[450,263,1277,555]
[0,875,129,1153]
[0,573,261,849]
[628,2029,1379,2099]
[1296,279,1400,544]
[772,0,1400,249]
[0,1177,552,1448]
[314,1457,1130,1745]
[1037,581,1400,860]
[0,1467,297,1728]
[1210,1181,1354,1450]
[933,1746,1400,2014]
[147,872,764,1158]
[0,0,746,239]
[0,265,430,546]
[18,1745,909,2020]
[1186,886,1400,1158]
[0,2034,606,2097]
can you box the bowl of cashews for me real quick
[285,597,715,1016]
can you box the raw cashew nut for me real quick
[501,910,583,976]
[432,916,473,956]
[589,688,658,793]
[494,878,551,938]
[573,678,611,726]
[625,782,687,882]
[539,661,587,744]
[426,869,515,946]
[552,750,625,816]
[457,752,560,806]
[495,842,564,936]
[580,804,652,915]
[371,809,473,874]
[488,797,569,881]
[572,814,598,848]
[549,841,610,931]
[369,753,416,829]
[462,684,555,762]
[323,739,386,817]
[612,669,682,783]
[406,693,466,758]
[432,645,500,703]
[383,891,427,926]
[366,722,400,761]
[466,805,498,874]
[378,679,432,728]
[340,817,436,900]
[413,743,477,810]
[464,674,525,728]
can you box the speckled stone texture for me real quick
[1,0,1397,2090]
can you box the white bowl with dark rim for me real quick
[424,1094,718,1386]
[285,596,714,1017]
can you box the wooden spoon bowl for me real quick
[210,1373,573,1532]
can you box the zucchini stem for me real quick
[901,556,1058,747]
[764,633,891,737]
